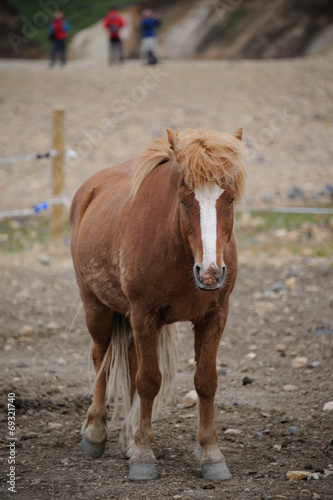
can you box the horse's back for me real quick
[70,159,134,232]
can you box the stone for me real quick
[273,444,282,452]
[183,390,198,408]
[283,384,298,392]
[224,428,242,435]
[244,352,257,360]
[286,276,297,291]
[288,426,298,435]
[307,472,320,480]
[291,357,308,368]
[286,470,311,480]
[20,325,34,335]
[253,431,264,439]
[323,401,333,411]
[37,253,51,265]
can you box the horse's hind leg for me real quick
[80,292,114,459]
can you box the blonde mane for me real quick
[131,128,246,199]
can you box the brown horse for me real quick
[70,127,246,481]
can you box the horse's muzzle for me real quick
[194,264,226,291]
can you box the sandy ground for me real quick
[0,56,333,499]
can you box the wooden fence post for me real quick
[51,110,64,244]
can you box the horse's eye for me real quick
[228,198,235,206]
[181,201,189,209]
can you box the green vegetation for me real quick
[0,210,332,258]
[7,0,141,55]
[0,216,70,252]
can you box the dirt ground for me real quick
[0,55,333,499]
[0,246,332,500]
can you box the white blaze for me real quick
[194,184,225,270]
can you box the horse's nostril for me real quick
[195,265,201,276]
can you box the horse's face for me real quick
[178,179,235,291]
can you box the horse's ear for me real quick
[166,128,178,150]
[233,128,243,141]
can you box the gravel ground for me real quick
[0,54,333,212]
[0,55,333,500]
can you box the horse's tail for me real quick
[97,312,178,454]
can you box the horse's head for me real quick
[177,178,236,291]
[168,127,246,292]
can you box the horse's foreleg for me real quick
[194,308,232,480]
[81,297,114,459]
[128,316,161,481]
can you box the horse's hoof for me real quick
[202,461,232,480]
[81,436,106,459]
[128,462,158,481]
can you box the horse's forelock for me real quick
[132,128,246,200]
[174,128,246,198]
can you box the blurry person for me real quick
[103,8,126,63]
[48,10,70,66]
[140,9,161,64]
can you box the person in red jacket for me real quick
[103,9,126,63]
[48,10,70,66]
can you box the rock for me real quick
[37,253,51,265]
[307,472,320,480]
[286,276,297,291]
[48,422,62,430]
[273,444,282,452]
[224,428,242,435]
[323,401,333,412]
[270,281,284,292]
[46,321,61,330]
[253,431,264,439]
[291,357,308,368]
[286,470,311,480]
[283,384,298,392]
[56,357,66,365]
[183,390,198,408]
[188,357,196,365]
[288,426,298,435]
[276,344,286,353]
[323,469,333,476]
[244,352,257,360]
[20,325,34,335]
[242,376,253,385]
[315,329,333,335]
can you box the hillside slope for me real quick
[2,0,333,60]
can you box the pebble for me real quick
[288,426,298,435]
[276,343,286,353]
[273,444,282,452]
[323,401,333,411]
[244,352,257,360]
[56,357,66,365]
[286,470,311,480]
[183,390,198,408]
[242,376,253,385]
[315,328,333,335]
[224,428,242,435]
[37,253,51,265]
[48,422,62,430]
[307,472,320,480]
[253,431,265,439]
[20,325,35,335]
[291,356,308,368]
[283,384,298,392]
[286,276,297,291]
